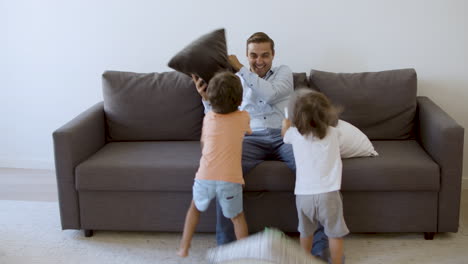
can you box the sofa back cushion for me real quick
[293,72,310,89]
[102,70,204,141]
[309,68,417,139]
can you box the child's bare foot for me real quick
[177,248,189,258]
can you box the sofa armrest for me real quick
[53,102,106,229]
[416,96,464,232]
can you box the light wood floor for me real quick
[1,167,467,229]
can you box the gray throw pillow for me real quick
[168,28,233,84]
[102,70,204,141]
[309,68,417,139]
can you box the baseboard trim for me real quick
[0,158,54,170]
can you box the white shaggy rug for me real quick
[1,200,468,264]
[0,200,215,264]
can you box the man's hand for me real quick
[228,55,244,72]
[191,74,208,101]
[281,118,291,137]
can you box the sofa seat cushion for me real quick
[76,141,439,192]
[75,142,295,192]
[342,140,440,191]
[76,142,202,192]
[245,140,439,192]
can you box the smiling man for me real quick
[226,32,293,142]
[193,32,330,261]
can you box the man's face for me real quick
[247,42,274,78]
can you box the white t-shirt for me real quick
[283,126,342,195]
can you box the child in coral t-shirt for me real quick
[177,71,252,257]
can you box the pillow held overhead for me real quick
[168,28,233,83]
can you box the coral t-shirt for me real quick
[195,110,252,184]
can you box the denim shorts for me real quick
[193,179,243,219]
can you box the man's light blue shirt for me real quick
[203,65,293,131]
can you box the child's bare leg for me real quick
[230,212,248,239]
[177,201,201,257]
[300,235,313,254]
[329,237,344,264]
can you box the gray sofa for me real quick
[53,68,464,240]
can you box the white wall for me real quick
[2,0,467,182]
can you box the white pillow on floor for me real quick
[336,120,379,158]
[206,228,321,264]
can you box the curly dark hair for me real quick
[206,71,243,114]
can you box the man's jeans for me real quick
[215,128,329,257]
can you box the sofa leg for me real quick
[84,229,94,237]
[424,232,435,240]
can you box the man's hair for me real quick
[292,91,339,139]
[206,71,243,114]
[246,32,275,55]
